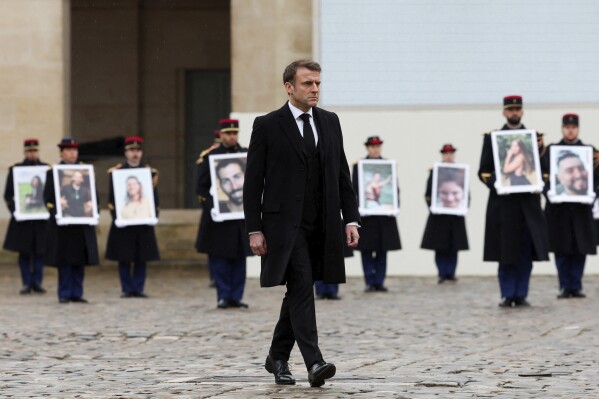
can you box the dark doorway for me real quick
[184,70,231,208]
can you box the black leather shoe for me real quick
[446,276,458,283]
[498,298,513,308]
[308,361,336,388]
[217,299,231,309]
[265,355,295,385]
[31,285,46,293]
[571,290,586,298]
[59,297,69,303]
[132,292,149,298]
[121,292,133,298]
[364,285,376,292]
[70,297,88,303]
[437,278,446,284]
[230,300,249,308]
[19,285,32,295]
[513,297,530,307]
[557,290,572,299]
[374,285,388,292]
[316,294,326,300]
[327,294,341,300]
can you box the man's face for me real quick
[220,131,239,148]
[71,171,84,186]
[60,148,78,164]
[218,163,244,205]
[438,180,464,208]
[502,108,524,126]
[125,148,143,165]
[558,156,588,195]
[285,67,320,112]
[366,144,381,158]
[441,152,455,163]
[562,125,579,142]
[24,149,39,162]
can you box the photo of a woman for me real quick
[436,168,465,209]
[120,176,153,219]
[365,171,392,208]
[502,139,533,186]
[25,175,45,209]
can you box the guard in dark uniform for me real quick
[421,144,469,283]
[3,139,48,294]
[352,136,401,292]
[195,119,252,309]
[44,137,99,303]
[478,96,549,308]
[541,114,599,298]
[196,129,222,289]
[106,136,160,298]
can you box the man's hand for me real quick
[249,232,268,256]
[345,225,359,248]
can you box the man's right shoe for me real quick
[19,285,32,295]
[364,285,376,293]
[308,361,336,388]
[31,285,46,293]
[498,298,513,308]
[59,297,69,304]
[557,289,572,299]
[217,299,231,309]
[264,355,295,385]
[571,290,586,298]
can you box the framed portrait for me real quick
[430,162,469,216]
[547,145,595,204]
[12,165,50,221]
[112,168,158,227]
[208,153,247,222]
[357,159,399,216]
[491,129,543,195]
[53,164,99,225]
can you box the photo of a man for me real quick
[555,150,588,195]
[215,157,246,213]
[59,170,93,217]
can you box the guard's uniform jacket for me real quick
[421,169,469,252]
[3,159,48,255]
[105,163,160,262]
[43,162,99,267]
[541,139,599,255]
[351,159,401,252]
[195,143,252,258]
[478,124,549,264]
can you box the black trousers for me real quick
[269,228,323,370]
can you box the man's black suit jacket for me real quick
[244,103,360,287]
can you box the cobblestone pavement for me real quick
[1,264,598,398]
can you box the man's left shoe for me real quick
[571,290,586,298]
[374,285,388,292]
[132,292,149,298]
[230,300,249,308]
[217,299,231,309]
[557,290,572,299]
[31,285,46,293]
[265,355,295,385]
[19,285,32,295]
[70,297,89,303]
[513,297,530,307]
[326,294,341,300]
[308,361,336,388]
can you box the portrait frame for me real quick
[430,162,470,216]
[593,198,599,220]
[491,129,543,195]
[53,164,99,225]
[208,152,248,222]
[112,168,158,227]
[12,165,50,221]
[547,145,595,204]
[357,159,399,216]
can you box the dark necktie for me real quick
[299,113,316,154]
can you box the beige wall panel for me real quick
[0,0,69,220]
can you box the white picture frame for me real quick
[112,168,158,227]
[430,162,470,216]
[593,198,599,220]
[53,164,99,225]
[491,129,544,195]
[547,145,595,204]
[208,152,247,222]
[12,165,50,221]
[357,159,399,216]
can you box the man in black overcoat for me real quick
[44,137,99,303]
[541,114,599,298]
[244,60,360,387]
[3,139,48,294]
[106,136,160,298]
[421,144,469,283]
[352,136,401,292]
[196,119,252,309]
[478,95,549,308]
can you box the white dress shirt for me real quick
[288,101,318,146]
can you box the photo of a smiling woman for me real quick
[436,168,465,209]
[120,176,153,219]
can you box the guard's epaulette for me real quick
[107,163,123,174]
[146,164,160,187]
[196,146,216,165]
[483,131,491,136]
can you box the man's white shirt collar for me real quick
[288,101,313,120]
